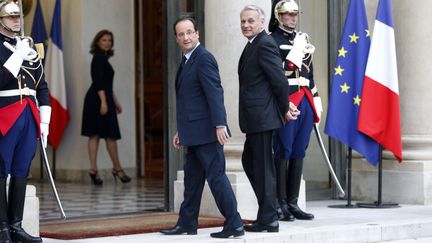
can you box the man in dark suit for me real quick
[238,5,294,233]
[160,17,244,239]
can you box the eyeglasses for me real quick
[176,31,196,38]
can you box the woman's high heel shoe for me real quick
[112,169,131,183]
[89,170,103,185]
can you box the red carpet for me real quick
[40,213,225,240]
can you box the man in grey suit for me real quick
[160,17,244,238]
[238,5,295,233]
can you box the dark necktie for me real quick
[240,42,252,67]
[176,56,187,90]
[181,56,187,68]
[178,56,187,75]
[244,42,252,54]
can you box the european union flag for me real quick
[324,0,380,165]
[30,0,48,57]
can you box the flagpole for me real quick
[357,146,399,208]
[378,146,383,205]
[328,147,356,208]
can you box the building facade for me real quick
[22,0,432,211]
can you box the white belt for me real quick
[288,77,310,87]
[0,88,36,97]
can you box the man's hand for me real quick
[285,102,301,122]
[216,126,230,145]
[172,131,182,149]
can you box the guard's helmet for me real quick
[274,0,298,24]
[0,0,20,18]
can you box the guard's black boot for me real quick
[278,199,295,221]
[274,159,295,221]
[8,177,42,243]
[0,179,12,243]
[286,159,314,220]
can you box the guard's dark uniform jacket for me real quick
[271,27,320,123]
[271,27,320,160]
[0,33,50,137]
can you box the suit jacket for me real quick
[176,44,228,146]
[238,31,289,134]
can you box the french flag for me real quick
[358,0,402,162]
[45,0,70,149]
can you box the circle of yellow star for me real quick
[353,95,361,106]
[349,33,359,43]
[338,47,348,58]
[340,82,350,93]
[334,65,344,76]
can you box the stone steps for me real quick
[43,200,432,242]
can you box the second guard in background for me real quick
[270,0,322,221]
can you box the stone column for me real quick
[352,0,432,204]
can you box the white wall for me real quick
[25,0,136,179]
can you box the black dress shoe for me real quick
[288,203,314,220]
[210,226,244,238]
[160,226,197,235]
[244,221,278,232]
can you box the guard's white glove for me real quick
[286,47,304,70]
[286,33,315,71]
[39,106,51,148]
[313,96,323,126]
[3,37,38,77]
[293,33,308,50]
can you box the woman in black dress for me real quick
[81,30,131,185]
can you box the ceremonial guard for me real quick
[0,0,50,242]
[270,0,322,221]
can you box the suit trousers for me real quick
[177,141,242,231]
[242,130,278,224]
